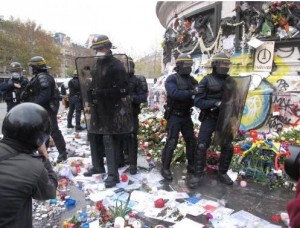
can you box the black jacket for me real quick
[128,74,148,115]
[0,138,57,228]
[24,71,60,113]
[165,72,198,112]
[0,77,29,111]
[68,77,81,97]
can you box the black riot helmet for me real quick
[175,53,193,76]
[211,52,231,76]
[128,57,135,76]
[9,62,22,73]
[2,103,51,150]
[90,34,113,50]
[9,62,23,80]
[28,56,48,75]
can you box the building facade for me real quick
[54,32,93,77]
[156,1,300,132]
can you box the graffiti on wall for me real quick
[237,47,300,132]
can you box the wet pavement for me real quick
[151,162,294,227]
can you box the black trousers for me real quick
[67,95,82,126]
[121,114,139,166]
[196,116,233,174]
[89,133,104,170]
[47,110,66,155]
[162,114,196,169]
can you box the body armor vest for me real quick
[5,78,27,103]
[167,73,195,111]
[206,74,226,100]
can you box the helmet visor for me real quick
[182,62,193,68]
[11,72,21,79]
[216,60,232,69]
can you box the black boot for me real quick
[83,167,106,177]
[129,165,137,175]
[187,143,207,189]
[161,139,176,180]
[185,139,196,174]
[103,135,119,188]
[75,125,85,131]
[67,124,74,128]
[218,173,233,185]
[56,152,67,163]
[218,144,234,185]
[104,175,120,188]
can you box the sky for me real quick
[0,0,166,58]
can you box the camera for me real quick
[31,151,45,161]
[284,144,300,181]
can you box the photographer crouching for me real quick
[0,103,58,227]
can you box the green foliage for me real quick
[66,67,76,77]
[135,53,162,78]
[0,18,61,75]
[108,191,132,219]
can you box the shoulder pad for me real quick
[37,73,50,88]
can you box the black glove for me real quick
[191,86,201,95]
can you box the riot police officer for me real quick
[161,54,198,180]
[80,35,131,188]
[23,56,68,163]
[67,70,84,130]
[0,62,28,112]
[187,52,234,188]
[121,57,148,175]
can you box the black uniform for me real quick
[88,54,129,187]
[161,72,198,180]
[0,76,28,111]
[120,74,148,174]
[188,72,234,187]
[23,71,67,162]
[67,76,83,129]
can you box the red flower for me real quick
[271,215,281,222]
[129,212,136,218]
[121,174,128,182]
[102,216,110,222]
[154,198,165,208]
[96,201,103,211]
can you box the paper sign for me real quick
[254,41,275,72]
